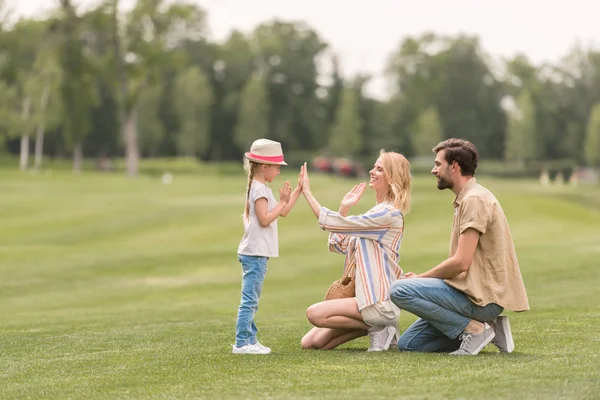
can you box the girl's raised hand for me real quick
[296,164,303,190]
[279,181,292,204]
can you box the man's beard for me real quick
[437,176,453,190]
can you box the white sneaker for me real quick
[231,343,270,355]
[253,341,272,353]
[367,325,396,352]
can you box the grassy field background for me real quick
[1,166,599,399]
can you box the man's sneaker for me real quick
[449,323,495,356]
[491,315,514,353]
[367,325,396,352]
[253,341,272,353]
[231,343,270,355]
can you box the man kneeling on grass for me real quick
[391,138,529,355]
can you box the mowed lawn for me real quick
[1,167,599,399]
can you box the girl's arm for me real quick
[280,187,301,217]
[254,181,291,227]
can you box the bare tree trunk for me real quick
[20,135,30,171]
[125,106,139,177]
[33,125,45,171]
[73,142,83,173]
[111,0,134,177]
[19,97,31,171]
[34,83,51,171]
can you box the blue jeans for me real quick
[390,278,503,352]
[235,255,268,347]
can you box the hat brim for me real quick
[245,152,287,166]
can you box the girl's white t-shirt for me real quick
[237,181,279,258]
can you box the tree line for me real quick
[1,0,600,177]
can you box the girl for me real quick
[233,139,301,354]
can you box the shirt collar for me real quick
[453,177,477,207]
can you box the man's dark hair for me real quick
[432,139,479,176]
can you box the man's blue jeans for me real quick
[235,255,268,347]
[390,278,503,352]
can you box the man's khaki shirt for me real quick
[445,178,530,312]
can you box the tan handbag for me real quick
[324,263,356,300]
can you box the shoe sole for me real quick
[498,316,515,353]
[231,346,271,355]
[232,350,270,354]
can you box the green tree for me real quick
[329,85,362,157]
[252,20,328,150]
[0,81,20,139]
[206,30,255,160]
[505,90,537,164]
[504,54,538,98]
[387,33,507,159]
[27,41,62,170]
[326,54,343,126]
[0,18,48,168]
[137,84,164,157]
[59,0,97,172]
[234,72,268,151]
[584,104,600,167]
[174,66,212,157]
[413,107,443,156]
[112,0,208,176]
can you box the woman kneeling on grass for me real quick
[299,150,411,351]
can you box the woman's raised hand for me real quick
[296,163,304,191]
[340,182,366,209]
[300,162,311,193]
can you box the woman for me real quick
[299,150,411,351]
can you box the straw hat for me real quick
[245,139,287,165]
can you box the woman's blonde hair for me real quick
[243,157,260,220]
[379,150,411,214]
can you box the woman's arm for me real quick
[300,163,324,218]
[300,163,396,241]
[328,232,352,254]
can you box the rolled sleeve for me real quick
[328,232,350,254]
[459,196,491,235]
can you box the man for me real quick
[390,138,529,355]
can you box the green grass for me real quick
[1,168,599,399]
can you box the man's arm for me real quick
[417,228,480,279]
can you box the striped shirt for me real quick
[318,202,404,310]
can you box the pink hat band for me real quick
[246,152,285,163]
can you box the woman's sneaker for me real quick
[231,343,271,354]
[492,316,515,353]
[367,325,396,352]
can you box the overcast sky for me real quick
[7,0,600,98]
